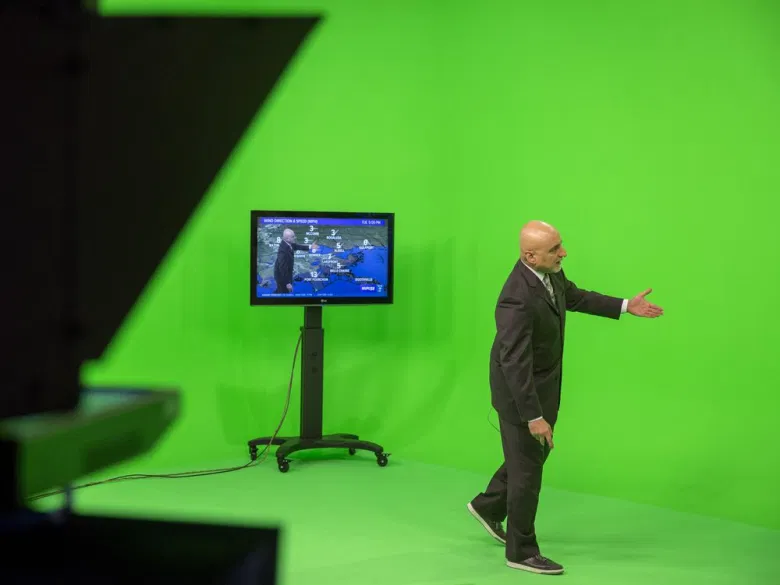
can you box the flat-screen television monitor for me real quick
[250,211,394,306]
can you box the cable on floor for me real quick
[25,332,303,503]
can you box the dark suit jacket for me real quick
[489,260,624,427]
[273,241,311,289]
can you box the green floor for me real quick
[36,452,780,585]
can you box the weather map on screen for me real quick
[251,212,393,304]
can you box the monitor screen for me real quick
[250,211,394,306]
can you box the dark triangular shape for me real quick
[0,4,319,419]
[76,14,321,362]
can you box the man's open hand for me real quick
[628,288,664,318]
[529,418,554,449]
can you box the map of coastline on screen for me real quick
[255,216,389,299]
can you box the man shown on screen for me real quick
[273,228,319,293]
[466,220,663,576]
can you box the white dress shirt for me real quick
[520,262,628,423]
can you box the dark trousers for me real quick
[470,416,553,562]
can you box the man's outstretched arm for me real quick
[562,271,625,319]
[562,271,664,319]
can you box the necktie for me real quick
[543,274,555,301]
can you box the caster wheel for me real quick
[278,459,290,473]
[348,448,357,456]
[249,446,258,461]
[376,453,388,467]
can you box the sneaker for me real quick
[466,502,506,544]
[507,554,564,575]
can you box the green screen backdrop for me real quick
[87,0,780,530]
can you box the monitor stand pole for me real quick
[247,305,389,473]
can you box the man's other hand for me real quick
[628,288,664,318]
[529,418,554,448]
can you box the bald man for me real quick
[273,228,319,293]
[466,220,663,575]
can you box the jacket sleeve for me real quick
[562,272,624,320]
[495,297,544,421]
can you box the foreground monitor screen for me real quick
[250,211,394,306]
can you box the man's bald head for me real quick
[519,220,567,274]
[283,229,296,243]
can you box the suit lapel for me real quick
[519,261,560,316]
[544,283,560,316]
[551,273,564,315]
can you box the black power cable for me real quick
[26,332,303,503]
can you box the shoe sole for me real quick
[506,560,564,575]
[466,502,506,545]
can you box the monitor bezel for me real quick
[249,210,395,307]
